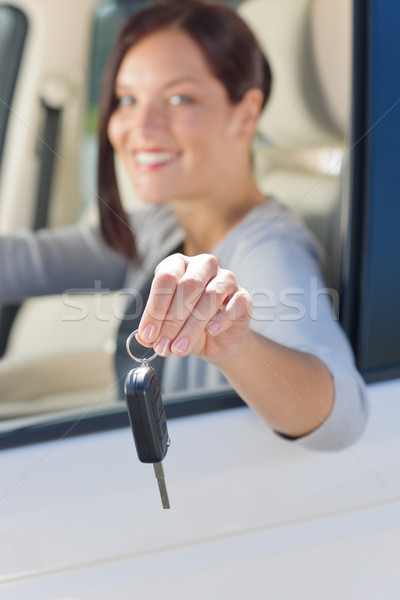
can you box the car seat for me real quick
[239,0,352,291]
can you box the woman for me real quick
[0,0,367,448]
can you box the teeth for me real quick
[135,152,175,165]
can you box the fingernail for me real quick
[155,337,171,356]
[207,321,221,335]
[174,337,189,353]
[141,323,156,342]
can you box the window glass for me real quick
[0,6,27,173]
[0,0,358,447]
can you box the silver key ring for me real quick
[126,329,158,364]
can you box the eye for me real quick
[116,95,136,107]
[168,94,193,106]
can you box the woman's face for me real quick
[107,28,248,204]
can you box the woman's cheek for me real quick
[107,113,124,150]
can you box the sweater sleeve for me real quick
[216,202,368,451]
[0,223,129,303]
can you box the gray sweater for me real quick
[0,200,368,450]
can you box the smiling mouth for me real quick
[134,150,179,168]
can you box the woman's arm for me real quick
[213,329,334,437]
[0,223,128,303]
[135,251,366,445]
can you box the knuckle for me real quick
[216,266,235,280]
[221,269,238,288]
[154,270,179,290]
[236,289,252,305]
[169,318,186,333]
[145,304,166,322]
[205,286,222,301]
[204,254,219,273]
[207,269,237,297]
[244,290,253,305]
[144,296,166,321]
[159,322,180,338]
[154,253,186,277]
[234,291,253,317]
[193,253,219,273]
[179,275,204,298]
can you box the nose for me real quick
[130,100,167,136]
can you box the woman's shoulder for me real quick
[241,197,319,244]
[216,197,324,270]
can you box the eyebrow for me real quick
[164,76,202,88]
[115,76,202,90]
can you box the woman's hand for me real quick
[136,252,336,439]
[136,253,252,363]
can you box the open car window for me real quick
[0,0,361,445]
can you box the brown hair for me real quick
[97,0,272,261]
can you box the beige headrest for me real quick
[309,0,352,136]
[239,0,352,148]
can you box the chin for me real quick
[134,188,172,205]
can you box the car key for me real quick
[124,330,171,509]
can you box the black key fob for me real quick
[124,365,170,464]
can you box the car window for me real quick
[0,0,356,445]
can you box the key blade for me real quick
[153,462,170,509]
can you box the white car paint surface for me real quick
[0,378,399,599]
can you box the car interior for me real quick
[0,0,352,420]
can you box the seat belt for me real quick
[33,100,64,230]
